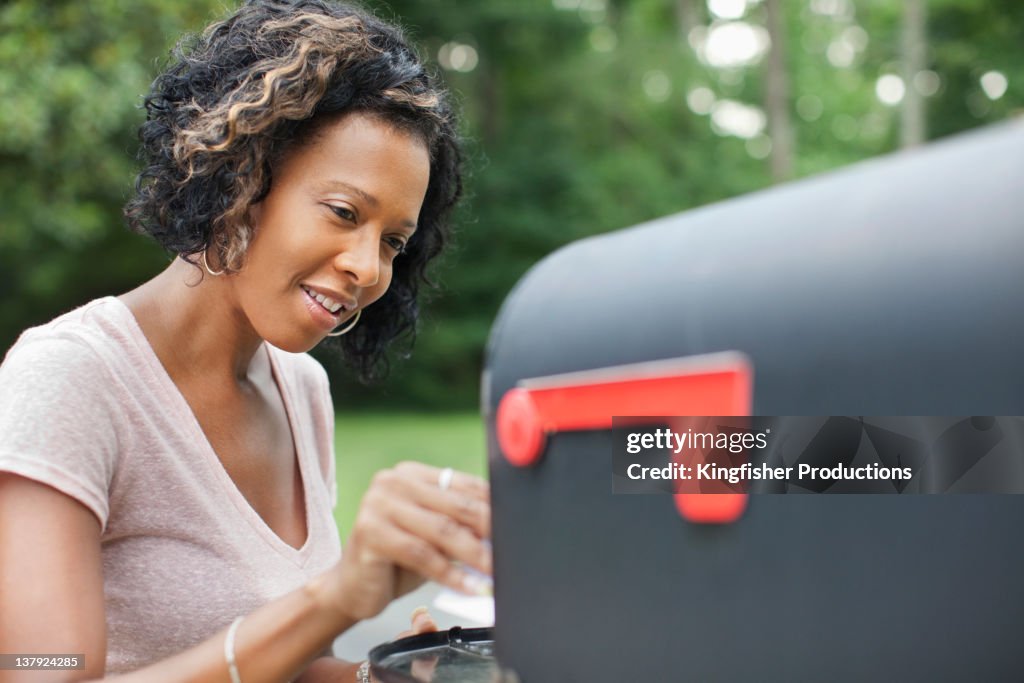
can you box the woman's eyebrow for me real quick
[316,179,379,208]
[316,179,418,230]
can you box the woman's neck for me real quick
[119,258,265,386]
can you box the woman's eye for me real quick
[383,236,407,255]
[329,205,357,222]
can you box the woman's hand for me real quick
[321,462,492,622]
[396,607,441,682]
[395,606,439,639]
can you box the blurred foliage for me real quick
[2,0,1022,409]
[0,0,221,351]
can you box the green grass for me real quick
[332,412,487,539]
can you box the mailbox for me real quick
[483,122,1024,681]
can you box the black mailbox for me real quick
[483,122,1024,682]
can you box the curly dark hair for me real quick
[124,0,462,381]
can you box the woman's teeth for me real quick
[302,285,344,314]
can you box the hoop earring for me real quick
[327,309,361,337]
[201,251,225,277]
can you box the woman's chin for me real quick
[258,327,326,354]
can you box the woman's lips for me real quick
[301,284,347,313]
[301,285,343,330]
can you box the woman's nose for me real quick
[333,229,381,288]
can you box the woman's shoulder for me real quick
[0,299,132,528]
[2,297,132,379]
[4,296,140,369]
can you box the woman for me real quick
[0,1,490,681]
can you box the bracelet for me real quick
[356,660,371,683]
[224,616,244,683]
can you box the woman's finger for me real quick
[393,461,490,501]
[409,480,491,540]
[371,466,491,539]
[383,496,492,577]
[411,605,438,634]
[394,606,438,640]
[408,607,442,681]
[355,510,489,595]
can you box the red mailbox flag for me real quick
[495,352,753,524]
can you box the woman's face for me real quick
[232,112,430,352]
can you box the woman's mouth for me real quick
[301,284,347,315]
[300,284,359,332]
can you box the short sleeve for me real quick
[0,336,121,529]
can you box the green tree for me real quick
[2,0,1021,410]
[0,0,224,347]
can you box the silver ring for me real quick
[438,467,454,492]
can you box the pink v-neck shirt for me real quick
[0,298,343,673]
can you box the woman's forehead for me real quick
[278,113,430,210]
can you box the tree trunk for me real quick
[763,0,794,182]
[900,0,928,147]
